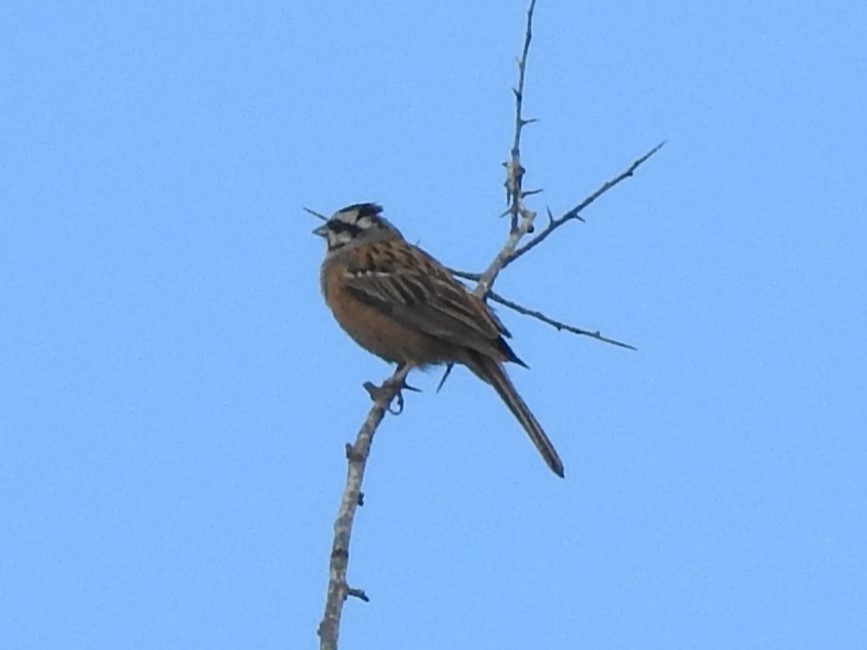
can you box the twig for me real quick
[474,215,536,298]
[488,291,637,350]
[505,141,666,269]
[476,0,540,298]
[443,273,636,350]
[317,365,412,650]
[448,268,481,282]
[454,142,665,288]
[505,0,538,233]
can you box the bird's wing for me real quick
[343,240,523,364]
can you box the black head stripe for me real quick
[339,203,383,219]
[328,219,363,238]
[324,202,398,251]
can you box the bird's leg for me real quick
[362,364,420,415]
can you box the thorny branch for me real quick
[466,139,666,301]
[318,365,412,650]
[505,0,538,234]
[449,267,635,350]
[476,0,539,299]
[316,1,661,648]
[488,291,637,351]
[506,140,666,269]
[449,141,665,351]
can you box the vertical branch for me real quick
[317,365,412,650]
[505,0,538,232]
[477,0,539,298]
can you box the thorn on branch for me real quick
[346,587,370,603]
[436,363,454,392]
[330,547,348,561]
[345,442,364,463]
[503,141,665,270]
[488,290,638,351]
[362,381,381,400]
[504,160,525,181]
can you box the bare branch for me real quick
[505,141,666,269]
[448,268,482,282]
[476,0,540,298]
[506,0,538,231]
[444,271,637,350]
[488,291,637,350]
[473,213,536,298]
[317,364,412,650]
[316,3,659,647]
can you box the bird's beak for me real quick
[312,224,329,238]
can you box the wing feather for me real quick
[343,241,522,364]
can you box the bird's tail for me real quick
[469,353,565,478]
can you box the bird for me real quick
[312,202,564,477]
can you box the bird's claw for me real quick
[363,373,419,415]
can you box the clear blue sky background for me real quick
[2,1,865,648]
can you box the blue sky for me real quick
[2,1,866,648]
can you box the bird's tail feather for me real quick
[470,354,565,478]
